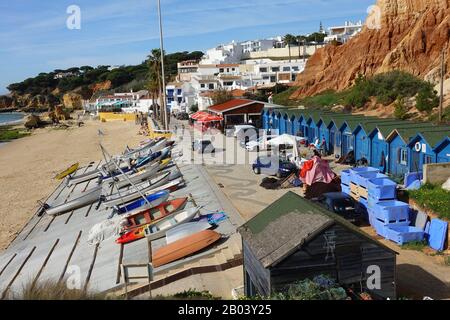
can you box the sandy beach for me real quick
[0,119,143,251]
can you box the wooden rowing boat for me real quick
[122,197,189,231]
[144,207,199,241]
[152,230,221,268]
[55,163,79,180]
[116,202,192,244]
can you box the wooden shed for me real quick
[238,192,397,299]
[208,99,265,130]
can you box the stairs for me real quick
[115,233,243,298]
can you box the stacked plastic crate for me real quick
[367,177,425,244]
[347,168,387,221]
[340,169,351,195]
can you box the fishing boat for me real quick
[152,230,221,268]
[144,207,199,241]
[67,152,159,187]
[143,177,184,194]
[45,186,103,216]
[101,172,171,208]
[165,221,212,244]
[55,163,79,180]
[113,190,170,216]
[103,162,160,188]
[120,138,167,162]
[122,197,189,231]
[116,206,198,244]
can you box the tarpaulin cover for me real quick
[300,156,336,186]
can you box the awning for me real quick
[190,111,209,120]
[196,114,224,123]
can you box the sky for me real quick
[0,0,375,94]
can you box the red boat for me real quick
[116,197,189,244]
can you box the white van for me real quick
[233,124,255,138]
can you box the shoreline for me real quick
[0,119,144,251]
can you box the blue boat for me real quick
[113,190,170,216]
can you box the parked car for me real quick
[239,132,259,148]
[192,139,215,154]
[233,124,255,138]
[246,135,276,152]
[252,156,298,178]
[317,192,361,223]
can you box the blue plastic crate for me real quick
[350,167,380,186]
[371,200,410,224]
[428,219,448,251]
[385,226,425,245]
[341,169,351,186]
[341,183,350,195]
[372,217,410,238]
[359,197,368,209]
[367,177,397,200]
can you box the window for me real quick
[292,66,299,71]
[208,83,215,90]
[399,148,408,165]
[283,66,290,71]
[424,155,433,164]
[271,67,280,72]
[232,68,235,71]
[219,68,224,73]
[200,84,205,88]
[223,81,233,86]
[260,67,268,73]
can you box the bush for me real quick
[393,97,410,120]
[13,280,111,300]
[416,86,439,113]
[189,104,198,113]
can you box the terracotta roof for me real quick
[217,63,239,68]
[208,98,261,113]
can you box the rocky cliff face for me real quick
[291,0,450,98]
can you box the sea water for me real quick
[0,112,24,125]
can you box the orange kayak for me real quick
[152,230,221,268]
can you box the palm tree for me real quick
[147,49,163,123]
[283,34,297,62]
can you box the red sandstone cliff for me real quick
[291,0,450,99]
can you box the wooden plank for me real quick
[1,246,36,299]
[0,254,16,278]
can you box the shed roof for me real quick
[408,129,450,148]
[208,99,261,113]
[238,192,397,268]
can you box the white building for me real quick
[324,20,363,44]
[245,60,306,85]
[241,39,276,53]
[201,41,243,65]
[177,60,199,82]
[95,90,153,113]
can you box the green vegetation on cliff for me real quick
[6,50,204,99]
[275,71,440,113]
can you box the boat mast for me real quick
[157,0,168,130]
